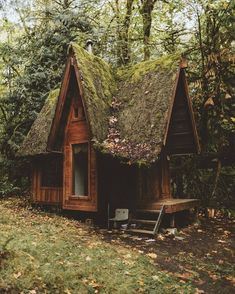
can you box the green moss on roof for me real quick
[101,60,179,164]
[72,43,116,142]
[116,53,180,83]
[19,44,182,164]
[17,89,60,156]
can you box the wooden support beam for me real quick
[161,155,171,199]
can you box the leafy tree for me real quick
[0,0,93,194]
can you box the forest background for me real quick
[0,0,234,211]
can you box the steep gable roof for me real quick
[18,45,199,164]
[165,70,200,155]
[47,44,116,151]
[17,89,59,156]
[100,57,181,164]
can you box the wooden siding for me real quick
[31,156,63,205]
[98,154,173,214]
[63,84,97,212]
[137,155,171,210]
[148,198,199,213]
[137,164,161,208]
[161,155,171,198]
[166,72,199,154]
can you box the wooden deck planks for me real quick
[146,198,199,213]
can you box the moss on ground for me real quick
[0,197,195,294]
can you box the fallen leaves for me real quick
[175,236,185,241]
[208,272,219,281]
[122,253,135,266]
[152,275,163,283]
[174,272,193,281]
[13,272,22,279]
[217,239,226,243]
[82,278,102,293]
[227,275,235,286]
[146,252,157,259]
[223,230,231,236]
[145,239,156,243]
[195,288,205,294]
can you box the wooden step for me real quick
[136,209,161,214]
[131,219,156,225]
[171,131,193,136]
[127,229,154,235]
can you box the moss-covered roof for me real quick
[17,89,60,156]
[18,45,181,164]
[100,57,179,164]
[18,44,116,156]
[72,44,116,142]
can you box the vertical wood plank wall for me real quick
[62,96,97,211]
[161,155,171,199]
[137,155,171,209]
[31,161,62,205]
[166,74,197,154]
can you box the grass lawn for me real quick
[0,197,195,294]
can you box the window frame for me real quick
[71,141,90,199]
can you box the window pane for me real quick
[73,144,88,196]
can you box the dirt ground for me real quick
[95,216,235,294]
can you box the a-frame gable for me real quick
[47,50,97,212]
[47,44,115,153]
[47,53,90,152]
[165,69,200,155]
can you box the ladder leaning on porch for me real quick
[126,205,165,236]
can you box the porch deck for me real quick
[139,198,199,214]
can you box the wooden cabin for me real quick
[18,44,200,231]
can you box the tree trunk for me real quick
[197,9,208,150]
[140,0,156,61]
[115,0,134,66]
[114,0,122,65]
[211,160,221,200]
[121,0,134,65]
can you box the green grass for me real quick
[0,198,195,294]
